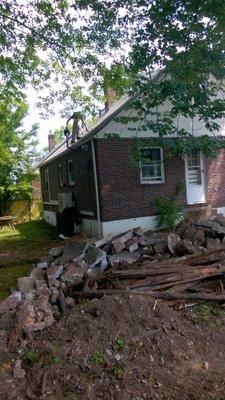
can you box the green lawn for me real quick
[0,220,60,300]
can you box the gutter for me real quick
[91,139,102,237]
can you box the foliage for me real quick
[155,196,181,229]
[0,91,41,211]
[89,352,106,365]
[1,1,225,153]
[115,337,125,351]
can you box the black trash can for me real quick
[57,207,76,237]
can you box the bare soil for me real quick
[1,295,225,400]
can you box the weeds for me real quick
[25,351,39,365]
[89,352,106,365]
[115,337,125,351]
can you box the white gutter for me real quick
[91,139,102,237]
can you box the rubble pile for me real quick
[2,215,225,333]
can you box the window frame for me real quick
[140,147,165,185]
[67,159,75,185]
[58,163,63,188]
[44,168,49,192]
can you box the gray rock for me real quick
[49,246,63,258]
[61,262,88,286]
[167,233,181,256]
[47,265,64,285]
[195,230,205,246]
[112,230,134,253]
[133,227,144,237]
[95,238,107,248]
[60,241,87,265]
[206,237,221,250]
[0,291,21,315]
[29,268,45,280]
[65,297,75,308]
[50,257,61,267]
[212,214,225,227]
[17,276,36,292]
[177,239,202,256]
[50,288,59,304]
[153,240,168,254]
[14,360,26,379]
[125,238,139,253]
[37,261,49,269]
[85,245,108,272]
[108,251,140,267]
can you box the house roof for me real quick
[38,94,131,167]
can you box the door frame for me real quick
[184,150,206,205]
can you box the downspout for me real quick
[91,139,102,237]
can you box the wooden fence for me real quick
[6,199,42,223]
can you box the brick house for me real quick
[38,95,225,238]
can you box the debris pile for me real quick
[2,215,225,333]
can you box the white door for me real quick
[185,150,206,204]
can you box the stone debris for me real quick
[13,359,26,380]
[49,246,63,258]
[2,214,225,334]
[0,291,21,316]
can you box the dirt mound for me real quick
[1,295,225,399]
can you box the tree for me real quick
[1,0,225,153]
[0,91,40,215]
[75,1,225,142]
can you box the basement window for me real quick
[58,163,63,187]
[67,160,75,185]
[140,147,165,184]
[44,169,49,192]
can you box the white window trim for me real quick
[140,147,165,184]
[58,163,63,187]
[67,159,75,185]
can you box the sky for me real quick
[22,88,65,150]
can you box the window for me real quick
[44,169,49,192]
[140,147,164,184]
[58,164,63,187]
[67,160,75,185]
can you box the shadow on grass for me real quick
[0,219,60,267]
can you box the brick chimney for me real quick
[48,130,56,153]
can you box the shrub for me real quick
[155,196,181,229]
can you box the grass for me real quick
[0,219,60,300]
[0,219,59,267]
[0,264,30,300]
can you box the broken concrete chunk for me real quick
[125,238,139,253]
[47,265,64,286]
[35,280,48,290]
[212,214,225,227]
[17,276,36,292]
[206,237,221,251]
[49,246,63,258]
[95,238,107,248]
[14,360,26,380]
[195,230,205,246]
[112,230,133,253]
[60,241,87,265]
[50,288,59,305]
[133,227,144,237]
[37,261,49,270]
[61,262,88,286]
[29,268,45,280]
[176,239,202,256]
[167,233,181,256]
[85,245,108,272]
[50,257,61,268]
[108,251,140,267]
[136,236,148,247]
[0,291,21,315]
[65,297,75,308]
[153,240,168,255]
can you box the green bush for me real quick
[155,196,181,229]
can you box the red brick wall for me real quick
[40,144,97,214]
[95,138,187,222]
[206,149,225,208]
